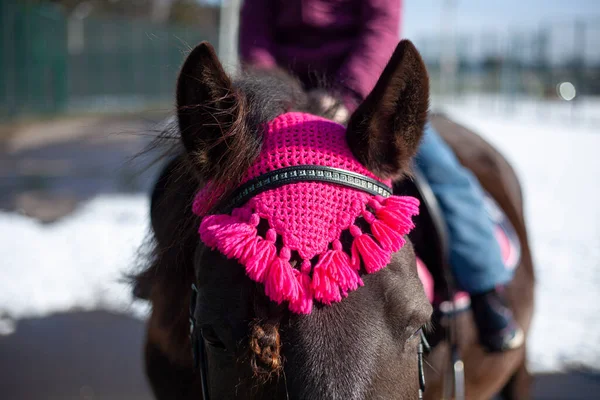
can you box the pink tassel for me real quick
[311,239,362,304]
[331,240,363,293]
[370,219,406,252]
[289,271,313,314]
[245,229,278,282]
[361,209,405,252]
[198,214,237,247]
[218,230,257,260]
[350,225,391,274]
[312,251,342,304]
[375,207,416,234]
[264,249,299,304]
[245,238,276,282]
[239,236,260,264]
[383,196,420,214]
[369,196,419,234]
[333,252,363,295]
[199,215,257,259]
[200,213,258,243]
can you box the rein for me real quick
[189,165,427,399]
[411,167,465,400]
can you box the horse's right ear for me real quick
[176,42,253,183]
[346,40,429,180]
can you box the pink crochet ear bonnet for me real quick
[192,112,419,314]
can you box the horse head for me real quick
[160,39,432,399]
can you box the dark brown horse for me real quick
[134,39,534,399]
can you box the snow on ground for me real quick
[0,103,599,373]
[0,195,151,334]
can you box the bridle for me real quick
[188,164,429,400]
[189,283,210,399]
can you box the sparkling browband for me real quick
[220,165,393,213]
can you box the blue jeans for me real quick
[414,124,513,294]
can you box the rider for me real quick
[238,0,523,352]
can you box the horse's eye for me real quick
[201,326,226,349]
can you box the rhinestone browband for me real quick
[220,165,392,213]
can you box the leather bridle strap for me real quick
[189,284,210,400]
[219,165,393,213]
[418,330,431,399]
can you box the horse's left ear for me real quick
[346,40,429,180]
[177,41,255,183]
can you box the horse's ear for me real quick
[346,40,429,180]
[177,41,253,183]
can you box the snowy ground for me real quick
[0,104,598,374]
[0,195,151,335]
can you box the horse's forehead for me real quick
[243,112,380,183]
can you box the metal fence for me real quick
[1,1,67,119]
[3,1,598,124]
[0,1,218,121]
[414,17,600,99]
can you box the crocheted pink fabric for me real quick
[193,112,419,314]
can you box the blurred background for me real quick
[0,0,598,399]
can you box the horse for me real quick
[134,39,535,399]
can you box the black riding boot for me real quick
[470,286,524,353]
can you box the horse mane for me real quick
[132,67,346,370]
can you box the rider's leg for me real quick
[415,122,523,352]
